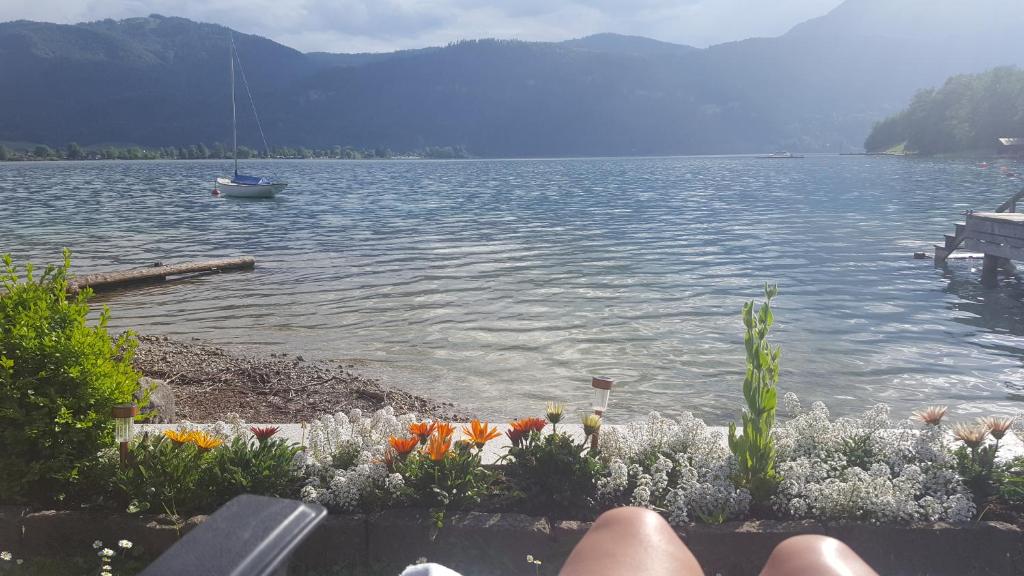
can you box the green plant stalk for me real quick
[728,283,781,505]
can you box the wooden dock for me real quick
[935,205,1024,286]
[68,257,256,293]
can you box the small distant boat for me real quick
[215,175,287,198]
[214,34,286,199]
[758,152,805,159]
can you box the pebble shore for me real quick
[132,335,467,422]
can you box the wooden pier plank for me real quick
[962,239,1024,262]
[68,257,256,292]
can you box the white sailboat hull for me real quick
[215,177,287,198]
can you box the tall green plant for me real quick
[0,251,140,503]
[728,283,780,505]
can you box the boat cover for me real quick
[232,174,271,185]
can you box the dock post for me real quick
[981,254,1000,287]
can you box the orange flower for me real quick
[462,419,501,448]
[506,417,547,447]
[389,435,420,456]
[425,433,451,461]
[409,421,437,443]
[435,422,456,442]
[162,429,193,446]
[190,431,223,451]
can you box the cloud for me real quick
[0,0,845,53]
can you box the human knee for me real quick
[770,532,851,557]
[764,534,876,576]
[592,506,670,532]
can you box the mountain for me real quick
[559,33,698,57]
[1,1,1022,156]
[864,67,1024,154]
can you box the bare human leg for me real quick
[759,534,879,576]
[559,507,705,576]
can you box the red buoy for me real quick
[212,189,221,196]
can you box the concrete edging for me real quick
[1,506,1021,575]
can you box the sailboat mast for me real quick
[230,34,238,178]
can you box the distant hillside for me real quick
[559,33,698,57]
[864,67,1024,155]
[0,0,1022,156]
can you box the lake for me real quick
[2,156,1024,423]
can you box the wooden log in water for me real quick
[68,257,255,292]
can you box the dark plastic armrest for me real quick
[138,494,327,576]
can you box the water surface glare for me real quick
[3,157,1024,422]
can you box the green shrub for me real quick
[391,428,493,528]
[504,430,602,517]
[116,432,214,516]
[205,433,303,504]
[0,251,140,504]
[998,456,1024,505]
[117,429,303,516]
[728,283,781,507]
[955,442,1000,507]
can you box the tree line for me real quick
[865,66,1024,155]
[0,143,471,161]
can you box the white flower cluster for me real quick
[300,407,413,512]
[597,412,750,525]
[772,398,974,523]
[172,412,249,440]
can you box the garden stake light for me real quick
[112,404,138,467]
[590,376,613,451]
[591,376,613,415]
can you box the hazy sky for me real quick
[2,0,846,53]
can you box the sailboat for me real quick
[214,34,287,199]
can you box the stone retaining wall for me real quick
[1,506,1021,575]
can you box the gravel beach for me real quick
[132,335,467,422]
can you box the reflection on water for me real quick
[2,156,1024,422]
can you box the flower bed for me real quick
[2,506,1021,576]
[4,256,1024,574]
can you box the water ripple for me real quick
[2,156,1024,422]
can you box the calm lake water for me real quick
[3,157,1024,423]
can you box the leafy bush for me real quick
[504,428,601,517]
[391,422,494,527]
[205,430,303,504]
[998,457,1024,505]
[0,251,140,504]
[953,417,1014,508]
[117,427,303,516]
[116,431,215,515]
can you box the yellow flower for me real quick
[461,419,501,448]
[545,402,565,425]
[162,429,193,446]
[189,431,223,451]
[581,414,602,437]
